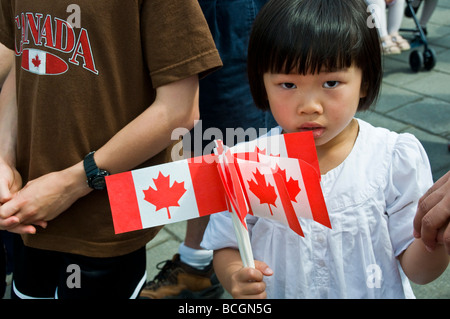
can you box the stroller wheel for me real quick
[423,48,437,71]
[409,50,423,73]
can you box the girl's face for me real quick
[263,65,366,150]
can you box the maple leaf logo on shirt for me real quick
[143,172,187,219]
[32,54,41,68]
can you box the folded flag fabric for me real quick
[235,153,331,236]
[231,128,321,178]
[105,131,330,235]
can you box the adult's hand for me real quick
[414,171,450,254]
[0,159,43,234]
[0,162,90,234]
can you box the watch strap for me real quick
[83,151,99,178]
[83,151,109,190]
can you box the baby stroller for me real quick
[400,0,437,72]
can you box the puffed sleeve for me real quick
[385,133,433,256]
[201,212,238,251]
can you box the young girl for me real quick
[201,0,449,298]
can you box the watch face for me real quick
[88,170,110,190]
[91,176,107,190]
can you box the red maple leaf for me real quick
[143,172,187,219]
[248,168,278,215]
[272,164,301,202]
[32,54,41,68]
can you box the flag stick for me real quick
[215,139,255,268]
[230,205,255,269]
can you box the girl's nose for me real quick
[296,93,323,115]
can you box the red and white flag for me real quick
[236,154,330,236]
[231,129,320,178]
[106,131,330,235]
[21,48,68,75]
[106,154,228,234]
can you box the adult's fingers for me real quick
[418,196,450,251]
[414,171,450,239]
[436,223,450,255]
[0,195,20,219]
[0,215,19,229]
[0,215,38,234]
[0,181,13,204]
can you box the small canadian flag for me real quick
[106,154,228,234]
[236,154,330,236]
[106,132,330,235]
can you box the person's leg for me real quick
[387,0,405,35]
[419,0,438,27]
[388,0,411,51]
[367,0,389,38]
[11,236,59,299]
[367,0,401,54]
[410,0,438,47]
[181,216,213,266]
[12,235,147,299]
[56,247,146,299]
[0,233,6,298]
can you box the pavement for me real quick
[3,1,450,300]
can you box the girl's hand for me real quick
[230,261,273,299]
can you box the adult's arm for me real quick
[0,75,200,232]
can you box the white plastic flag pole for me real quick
[215,139,255,269]
[227,170,255,269]
[230,205,255,269]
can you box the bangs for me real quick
[263,0,364,75]
[248,0,382,111]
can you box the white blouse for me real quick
[201,119,433,298]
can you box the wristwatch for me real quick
[83,151,110,190]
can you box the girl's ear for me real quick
[360,80,368,99]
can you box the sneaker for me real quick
[139,254,224,299]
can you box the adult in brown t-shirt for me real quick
[0,0,222,298]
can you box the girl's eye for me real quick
[281,82,297,89]
[323,81,339,89]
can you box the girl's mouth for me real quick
[298,123,325,138]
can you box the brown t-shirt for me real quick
[0,0,222,257]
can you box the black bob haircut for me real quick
[247,0,382,111]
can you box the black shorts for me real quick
[11,236,147,299]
